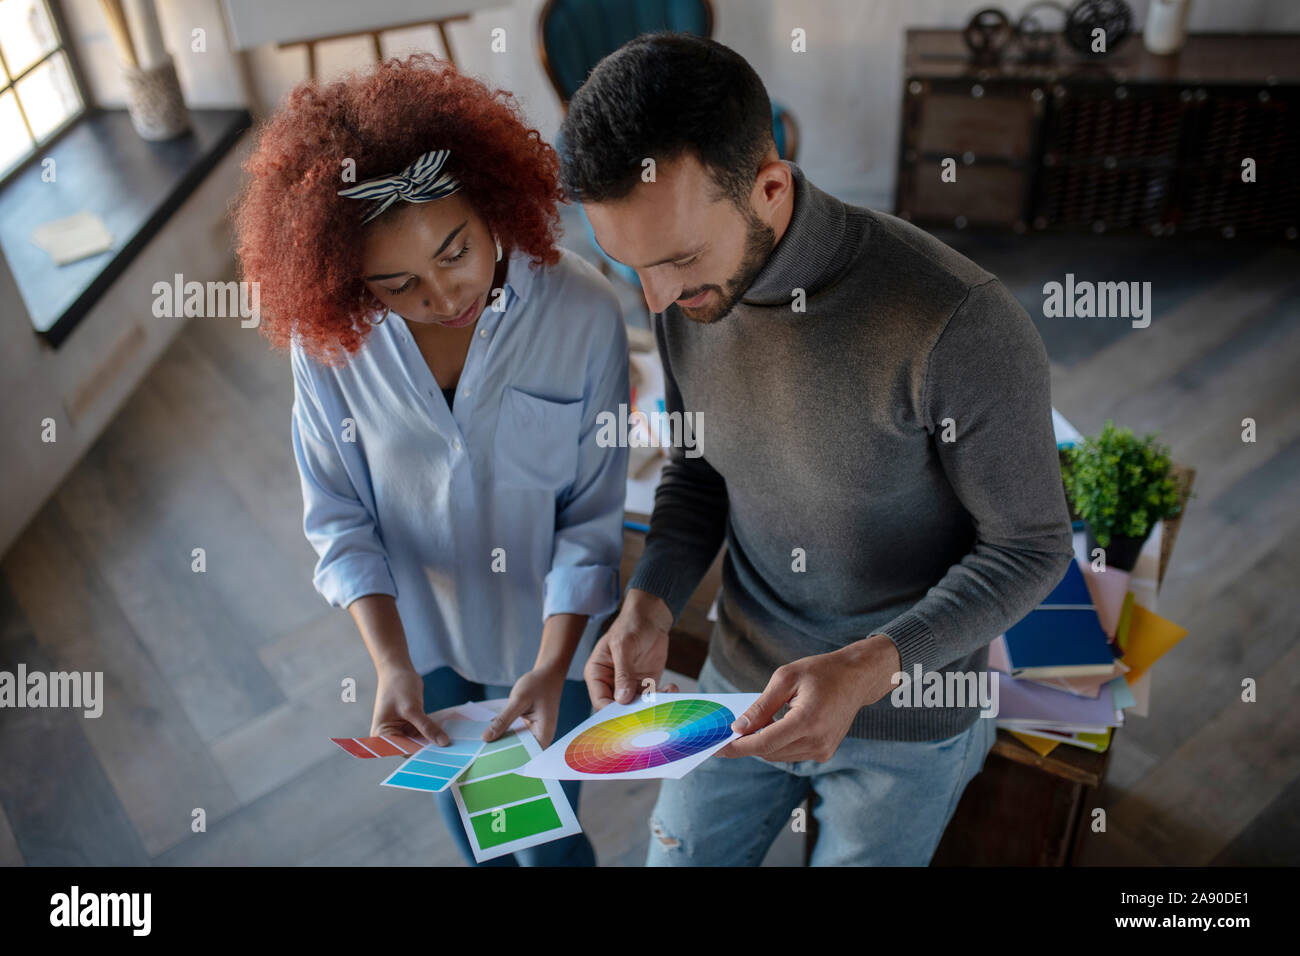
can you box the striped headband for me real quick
[337,148,461,224]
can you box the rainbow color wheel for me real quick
[565,699,735,774]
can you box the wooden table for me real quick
[616,462,1195,865]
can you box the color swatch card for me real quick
[375,704,492,794]
[1076,562,1132,638]
[1119,602,1189,683]
[1003,560,1117,679]
[450,698,582,863]
[517,693,759,781]
[331,733,432,758]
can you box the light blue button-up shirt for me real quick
[290,247,629,685]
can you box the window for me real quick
[0,0,84,180]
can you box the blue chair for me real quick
[538,0,799,286]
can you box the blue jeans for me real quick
[421,666,596,867]
[645,655,997,866]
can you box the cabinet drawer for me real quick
[907,162,1026,225]
[915,93,1034,159]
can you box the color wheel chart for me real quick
[566,699,734,774]
[519,693,759,781]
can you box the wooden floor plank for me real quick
[1,501,241,858]
[257,607,366,698]
[1106,520,1300,773]
[207,653,376,806]
[1085,287,1300,454]
[152,744,444,866]
[0,573,150,865]
[1051,252,1300,426]
[55,424,287,744]
[148,330,326,630]
[941,232,1266,369]
[0,801,23,866]
[183,312,294,410]
[1081,620,1300,864]
[1210,769,1300,866]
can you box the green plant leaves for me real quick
[1062,419,1182,548]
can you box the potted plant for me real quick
[1062,420,1184,572]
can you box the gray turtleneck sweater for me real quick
[626,161,1075,741]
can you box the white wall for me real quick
[61,0,246,108]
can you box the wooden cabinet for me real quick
[895,30,1300,239]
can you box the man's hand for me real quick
[584,589,679,708]
[719,635,901,763]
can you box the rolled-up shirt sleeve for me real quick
[290,346,397,608]
[542,304,629,620]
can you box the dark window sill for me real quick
[0,107,251,349]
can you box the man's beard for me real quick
[677,206,775,324]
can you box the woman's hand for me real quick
[371,662,450,746]
[485,664,568,748]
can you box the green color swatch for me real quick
[458,772,547,814]
[459,745,528,782]
[470,797,563,848]
[482,732,522,754]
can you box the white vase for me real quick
[1144,0,1191,56]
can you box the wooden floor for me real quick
[1,221,1296,866]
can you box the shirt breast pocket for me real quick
[492,386,583,491]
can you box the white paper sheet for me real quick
[625,454,665,517]
[516,692,760,781]
[1052,407,1084,447]
[30,211,114,266]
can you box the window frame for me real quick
[0,0,91,187]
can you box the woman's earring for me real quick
[494,233,503,263]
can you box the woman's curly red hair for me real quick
[232,53,563,366]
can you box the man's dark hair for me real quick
[558,33,774,208]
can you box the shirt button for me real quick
[462,388,471,397]
[478,329,488,338]
[452,439,462,451]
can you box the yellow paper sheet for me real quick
[1009,730,1060,756]
[1121,603,1188,683]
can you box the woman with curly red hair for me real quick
[233,53,628,866]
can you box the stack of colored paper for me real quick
[1001,560,1117,679]
[987,520,1188,756]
